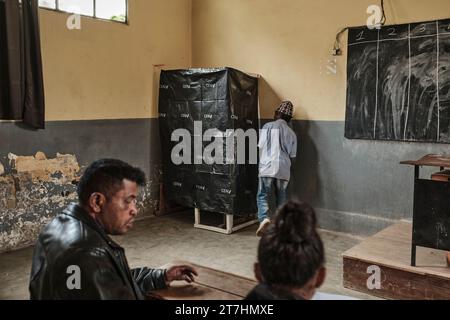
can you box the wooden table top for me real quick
[400,154,450,168]
[155,262,257,300]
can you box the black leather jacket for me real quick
[29,203,167,300]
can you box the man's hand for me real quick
[165,265,198,285]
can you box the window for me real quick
[38,0,128,23]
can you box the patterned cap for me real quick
[276,101,294,117]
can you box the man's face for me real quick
[100,179,139,235]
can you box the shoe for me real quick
[256,219,271,237]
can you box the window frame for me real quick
[39,0,129,25]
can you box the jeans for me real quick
[257,177,289,222]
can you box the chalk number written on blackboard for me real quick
[353,24,438,43]
[356,31,365,41]
[387,28,397,36]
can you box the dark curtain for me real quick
[0,0,45,129]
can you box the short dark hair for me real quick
[77,159,146,206]
[258,201,325,288]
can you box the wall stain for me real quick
[0,153,160,253]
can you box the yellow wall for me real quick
[192,0,450,120]
[40,0,192,121]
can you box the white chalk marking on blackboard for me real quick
[373,29,380,139]
[409,34,439,39]
[348,33,428,46]
[380,37,409,42]
[349,34,448,45]
[404,24,412,140]
[348,34,442,45]
[418,24,427,33]
[387,28,397,37]
[348,40,378,46]
[348,31,450,46]
[436,20,441,142]
[356,30,365,41]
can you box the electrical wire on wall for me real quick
[380,0,387,26]
[332,27,348,56]
[332,0,387,56]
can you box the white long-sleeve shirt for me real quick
[258,119,297,181]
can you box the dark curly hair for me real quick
[77,159,146,206]
[258,201,325,288]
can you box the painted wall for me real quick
[40,0,192,120]
[192,0,450,235]
[192,0,450,120]
[0,0,191,252]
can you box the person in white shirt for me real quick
[256,101,297,237]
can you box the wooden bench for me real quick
[155,262,257,300]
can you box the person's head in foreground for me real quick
[247,201,326,300]
[274,101,294,123]
[77,158,146,235]
[30,159,197,300]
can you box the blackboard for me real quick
[345,18,450,143]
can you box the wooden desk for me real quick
[401,154,450,267]
[155,262,257,300]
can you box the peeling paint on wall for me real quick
[0,154,161,253]
[0,152,80,253]
[8,152,80,183]
[0,176,17,209]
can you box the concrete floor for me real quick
[0,211,377,300]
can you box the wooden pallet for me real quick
[343,222,450,300]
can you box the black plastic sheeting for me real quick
[159,68,259,216]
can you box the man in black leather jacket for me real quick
[29,159,198,300]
